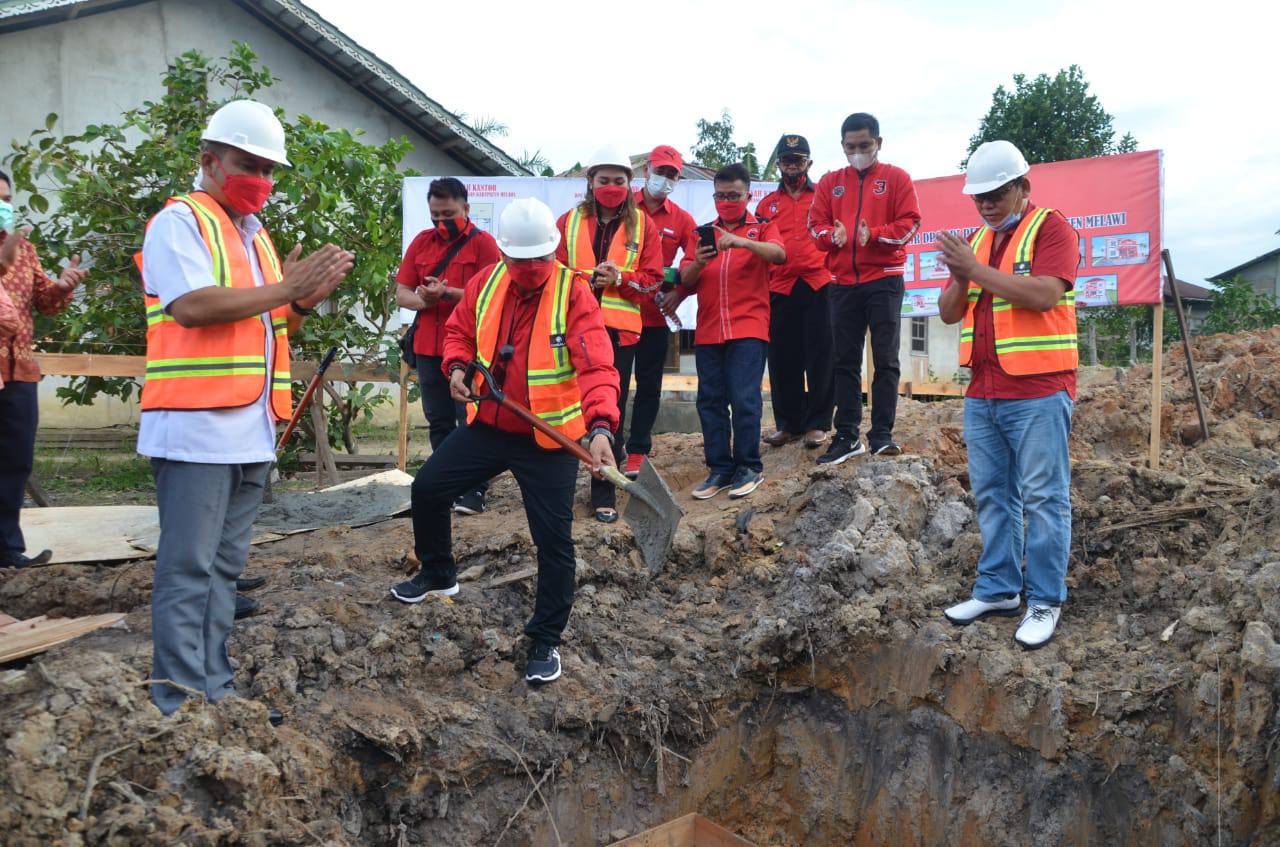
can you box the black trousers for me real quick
[590,329,634,511]
[417,356,488,496]
[830,276,904,446]
[621,325,670,456]
[767,282,835,435]
[410,424,579,645]
[0,381,38,554]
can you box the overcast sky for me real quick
[307,0,1279,285]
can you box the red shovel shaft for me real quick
[276,346,338,453]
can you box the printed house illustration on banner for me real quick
[1090,232,1150,267]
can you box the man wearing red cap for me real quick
[625,145,697,477]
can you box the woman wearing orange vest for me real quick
[137,100,354,716]
[391,198,620,686]
[556,146,662,523]
[936,140,1080,651]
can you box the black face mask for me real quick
[437,217,463,239]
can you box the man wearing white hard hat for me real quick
[556,146,662,523]
[936,140,1080,650]
[391,198,620,685]
[137,99,354,715]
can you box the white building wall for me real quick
[0,0,473,176]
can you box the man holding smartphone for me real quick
[808,113,921,463]
[665,163,785,500]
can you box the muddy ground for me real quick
[2,328,1279,846]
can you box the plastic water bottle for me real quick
[655,291,682,332]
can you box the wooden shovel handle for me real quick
[463,360,597,467]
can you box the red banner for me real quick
[902,150,1163,316]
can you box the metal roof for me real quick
[1210,247,1280,283]
[0,0,529,176]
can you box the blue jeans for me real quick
[964,391,1073,607]
[695,339,767,477]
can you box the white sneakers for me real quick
[943,596,1021,626]
[944,596,1062,650]
[1014,605,1061,650]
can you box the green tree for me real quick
[6,43,417,453]
[965,65,1137,168]
[1203,275,1280,334]
[692,109,771,179]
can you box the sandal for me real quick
[594,507,619,524]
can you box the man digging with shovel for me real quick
[389,198,622,685]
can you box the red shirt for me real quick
[396,221,501,357]
[443,263,621,440]
[809,161,922,285]
[678,213,783,345]
[634,189,697,327]
[964,204,1080,400]
[755,180,831,295]
[0,234,74,383]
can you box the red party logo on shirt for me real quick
[873,180,888,195]
[832,185,845,197]
[747,228,759,239]
[769,202,778,214]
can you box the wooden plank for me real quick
[484,567,537,589]
[1149,304,1164,469]
[34,352,144,378]
[609,814,696,847]
[0,613,125,664]
[293,360,389,383]
[297,452,397,468]
[692,817,756,847]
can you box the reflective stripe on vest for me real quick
[564,206,644,335]
[958,207,1078,377]
[138,192,293,419]
[467,262,586,448]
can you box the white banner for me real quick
[401,176,779,329]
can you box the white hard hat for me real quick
[962,140,1030,195]
[586,145,632,176]
[202,100,291,166]
[497,198,561,259]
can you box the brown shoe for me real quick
[803,430,828,448]
[763,430,800,447]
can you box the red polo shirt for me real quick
[755,180,831,295]
[964,203,1080,400]
[634,189,697,328]
[396,221,501,357]
[679,213,783,345]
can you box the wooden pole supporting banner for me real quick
[1162,249,1210,444]
[1149,304,1165,469]
[397,359,411,473]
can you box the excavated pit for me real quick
[3,328,1280,846]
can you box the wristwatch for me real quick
[290,300,314,316]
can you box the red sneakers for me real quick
[624,453,646,479]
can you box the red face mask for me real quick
[593,184,629,209]
[508,259,555,291]
[715,200,748,223]
[210,157,273,215]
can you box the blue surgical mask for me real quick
[0,200,13,234]
[992,210,1023,232]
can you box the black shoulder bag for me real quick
[399,229,478,368]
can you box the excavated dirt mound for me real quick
[3,329,1279,846]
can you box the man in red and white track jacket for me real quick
[808,112,921,463]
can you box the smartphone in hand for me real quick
[695,224,718,256]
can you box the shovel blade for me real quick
[621,459,684,574]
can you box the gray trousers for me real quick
[150,459,269,715]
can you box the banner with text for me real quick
[401,176,778,329]
[904,150,1163,317]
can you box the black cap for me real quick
[774,134,810,157]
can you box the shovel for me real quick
[462,361,683,574]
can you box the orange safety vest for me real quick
[563,206,645,336]
[467,262,586,448]
[137,192,292,419]
[958,207,1078,377]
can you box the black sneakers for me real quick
[728,468,764,499]
[0,549,52,568]
[390,570,459,603]
[453,489,486,516]
[234,592,260,620]
[691,473,733,500]
[871,441,903,456]
[816,437,865,466]
[525,642,561,684]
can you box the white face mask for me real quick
[0,200,13,234]
[848,151,877,171]
[645,173,676,198]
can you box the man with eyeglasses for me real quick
[754,134,835,451]
[935,140,1080,651]
[808,112,921,463]
[664,163,785,500]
